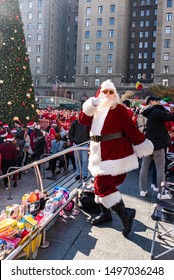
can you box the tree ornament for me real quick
[26,116,30,120]
[22,101,25,106]
[26,93,31,98]
[7,101,12,106]
[31,104,34,108]
[13,116,19,121]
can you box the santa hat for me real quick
[26,121,36,128]
[0,130,8,138]
[5,134,14,141]
[11,128,17,134]
[96,80,118,98]
[160,100,170,111]
[35,124,41,130]
[3,123,9,128]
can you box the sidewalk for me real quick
[0,167,174,260]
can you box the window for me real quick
[109,29,114,37]
[138,53,142,59]
[95,54,101,62]
[145,21,149,27]
[107,66,113,73]
[36,45,41,52]
[83,79,89,86]
[96,42,101,50]
[85,43,90,50]
[95,66,100,74]
[132,11,136,17]
[108,54,113,62]
[141,10,144,16]
[28,1,32,8]
[167,0,173,8]
[153,31,156,37]
[36,56,41,63]
[97,18,102,26]
[35,79,39,86]
[154,19,157,26]
[27,45,31,52]
[36,67,40,74]
[152,52,155,59]
[85,31,90,38]
[140,21,144,27]
[166,13,172,21]
[163,79,168,87]
[84,55,90,63]
[86,7,91,14]
[164,39,171,48]
[164,53,170,60]
[130,64,133,70]
[86,19,91,27]
[38,0,42,7]
[139,42,143,48]
[144,42,148,48]
[163,66,169,73]
[38,11,42,19]
[37,23,42,30]
[108,42,113,50]
[140,32,143,38]
[153,42,156,48]
[109,17,115,25]
[130,53,134,59]
[28,12,32,19]
[27,34,31,41]
[145,31,149,37]
[143,63,147,69]
[98,6,103,14]
[132,22,136,28]
[27,23,32,30]
[131,31,135,38]
[110,5,115,13]
[131,43,135,48]
[144,52,148,59]
[138,63,142,69]
[83,67,88,74]
[95,79,101,86]
[37,34,42,41]
[96,30,102,38]
[166,26,171,34]
[146,10,150,16]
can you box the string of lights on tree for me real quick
[0,0,38,126]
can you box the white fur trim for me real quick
[133,139,154,158]
[90,107,109,135]
[89,153,139,177]
[95,191,122,208]
[82,97,98,116]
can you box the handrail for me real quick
[0,142,89,195]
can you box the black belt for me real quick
[90,132,123,142]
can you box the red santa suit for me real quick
[79,82,154,208]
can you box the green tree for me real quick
[0,0,38,127]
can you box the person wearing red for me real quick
[79,79,154,237]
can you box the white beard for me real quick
[99,93,117,108]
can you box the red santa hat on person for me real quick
[3,123,9,129]
[11,128,17,134]
[5,134,14,142]
[26,121,36,128]
[0,130,8,138]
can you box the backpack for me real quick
[79,190,101,214]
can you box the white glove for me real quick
[92,97,102,106]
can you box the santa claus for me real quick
[79,79,154,237]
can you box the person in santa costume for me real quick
[79,79,154,237]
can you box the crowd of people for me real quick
[1,80,174,238]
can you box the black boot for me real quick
[91,204,112,225]
[111,200,136,237]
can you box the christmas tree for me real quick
[0,0,38,127]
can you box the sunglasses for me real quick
[102,89,115,95]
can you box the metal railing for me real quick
[0,143,89,260]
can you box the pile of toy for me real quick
[0,186,74,260]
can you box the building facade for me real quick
[19,0,174,106]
